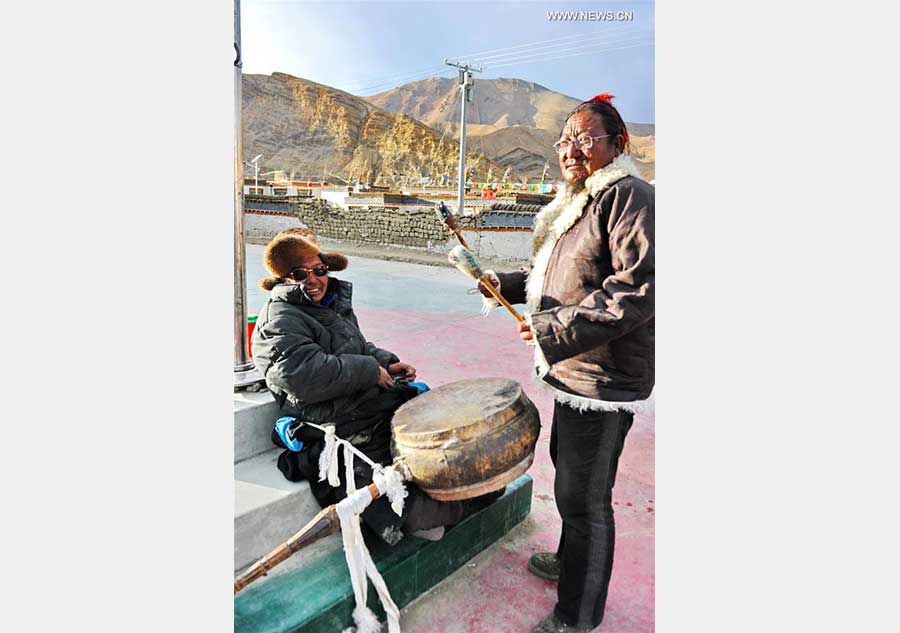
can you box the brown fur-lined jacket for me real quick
[493,154,654,411]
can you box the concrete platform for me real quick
[234,448,341,576]
[233,389,342,579]
[235,474,533,633]
[234,390,281,464]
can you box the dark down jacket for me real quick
[251,277,399,423]
[251,276,417,543]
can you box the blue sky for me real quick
[242,0,655,123]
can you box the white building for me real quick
[320,187,351,210]
[243,178,324,198]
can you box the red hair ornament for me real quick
[583,93,615,105]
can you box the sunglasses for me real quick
[288,264,329,282]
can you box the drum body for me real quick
[390,378,540,501]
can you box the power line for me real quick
[338,67,447,96]
[476,36,652,68]
[487,41,654,70]
[345,68,449,96]
[447,32,596,62]
[351,68,455,97]
[466,27,647,64]
[338,64,446,93]
[332,31,652,97]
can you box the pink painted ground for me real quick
[356,306,655,633]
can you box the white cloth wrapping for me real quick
[303,420,407,633]
[318,424,341,487]
[373,465,408,518]
[311,422,407,516]
[335,442,402,633]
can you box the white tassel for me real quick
[336,486,402,633]
[346,606,382,633]
[481,296,500,316]
[306,422,405,633]
[318,425,341,487]
[373,465,408,517]
[343,440,357,495]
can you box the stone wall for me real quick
[244,199,531,263]
[295,198,466,250]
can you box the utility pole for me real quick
[234,0,264,390]
[246,154,262,189]
[445,60,482,216]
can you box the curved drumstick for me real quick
[235,479,387,593]
[448,245,525,323]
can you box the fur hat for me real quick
[258,227,348,291]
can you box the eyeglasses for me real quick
[288,264,329,282]
[552,134,612,154]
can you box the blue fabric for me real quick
[320,291,337,307]
[274,416,304,452]
[408,381,430,395]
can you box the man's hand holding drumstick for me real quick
[477,276,534,343]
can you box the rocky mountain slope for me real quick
[466,124,654,182]
[242,73,504,187]
[365,76,582,132]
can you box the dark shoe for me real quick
[527,552,561,581]
[530,611,594,633]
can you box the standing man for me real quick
[480,94,654,632]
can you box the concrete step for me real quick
[234,448,341,576]
[234,390,282,464]
[234,474,534,633]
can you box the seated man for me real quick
[251,228,492,544]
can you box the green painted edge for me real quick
[235,474,533,633]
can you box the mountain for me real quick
[242,72,505,187]
[364,77,654,181]
[365,77,581,133]
[467,126,561,181]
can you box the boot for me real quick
[527,552,561,581]
[530,612,594,632]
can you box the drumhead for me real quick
[391,377,525,444]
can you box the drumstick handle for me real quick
[234,482,382,594]
[437,203,470,249]
[452,227,470,250]
[480,275,525,322]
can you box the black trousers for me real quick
[549,401,633,628]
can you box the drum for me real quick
[390,378,541,501]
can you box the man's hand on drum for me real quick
[388,362,417,381]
